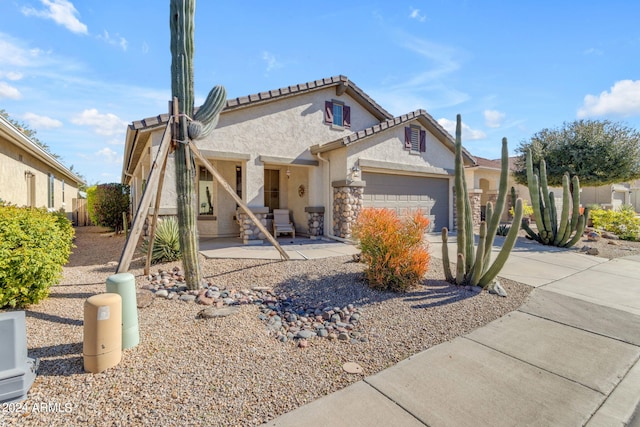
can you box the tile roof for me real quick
[128,75,392,131]
[473,156,502,169]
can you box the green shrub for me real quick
[590,206,640,241]
[90,183,130,232]
[141,216,182,264]
[509,199,534,218]
[353,208,430,292]
[0,206,74,308]
[86,185,97,225]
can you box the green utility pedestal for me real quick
[106,273,140,350]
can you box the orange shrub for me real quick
[353,208,430,292]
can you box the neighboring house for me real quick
[631,180,640,213]
[0,114,84,222]
[121,75,475,242]
[581,183,633,211]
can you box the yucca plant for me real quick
[141,216,182,264]
[496,224,510,236]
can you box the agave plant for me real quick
[141,216,182,264]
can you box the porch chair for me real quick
[273,209,295,238]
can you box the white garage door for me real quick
[361,172,449,231]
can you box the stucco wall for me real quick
[202,87,380,207]
[0,137,79,216]
[346,123,454,175]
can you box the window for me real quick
[404,126,426,153]
[198,167,214,216]
[48,173,54,208]
[324,100,351,128]
[62,180,65,204]
[264,169,280,212]
[235,166,242,209]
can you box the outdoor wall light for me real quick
[286,167,291,179]
[351,164,361,178]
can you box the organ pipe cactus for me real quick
[442,115,524,289]
[170,0,226,290]
[521,149,589,247]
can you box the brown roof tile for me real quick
[128,75,393,131]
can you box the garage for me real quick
[361,172,450,231]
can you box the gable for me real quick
[311,110,476,168]
[345,119,459,175]
[207,86,384,158]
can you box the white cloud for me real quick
[484,109,505,128]
[95,147,122,164]
[71,109,127,136]
[22,112,63,129]
[577,80,640,118]
[368,32,468,115]
[142,41,149,54]
[409,7,426,22]
[97,30,128,51]
[0,81,21,99]
[1,71,23,81]
[261,51,283,72]
[437,118,486,140]
[22,0,88,35]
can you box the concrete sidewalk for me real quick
[265,236,640,427]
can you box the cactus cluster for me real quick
[442,115,523,289]
[521,149,588,247]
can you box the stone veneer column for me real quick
[332,180,365,239]
[305,206,325,240]
[236,207,269,244]
[453,188,483,228]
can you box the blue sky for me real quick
[1,0,640,185]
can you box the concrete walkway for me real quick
[264,235,640,427]
[199,236,360,260]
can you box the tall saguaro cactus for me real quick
[521,149,589,248]
[442,115,524,289]
[170,0,226,290]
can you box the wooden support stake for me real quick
[117,118,174,273]
[189,143,290,260]
[143,98,178,275]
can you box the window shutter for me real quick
[419,130,426,152]
[404,127,412,149]
[324,101,333,124]
[343,105,351,128]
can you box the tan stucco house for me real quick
[121,75,475,242]
[0,114,84,221]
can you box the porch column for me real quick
[305,206,325,239]
[452,187,483,228]
[332,180,365,239]
[236,206,269,244]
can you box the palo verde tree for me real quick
[512,120,640,187]
[170,0,226,290]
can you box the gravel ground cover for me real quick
[3,226,543,426]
